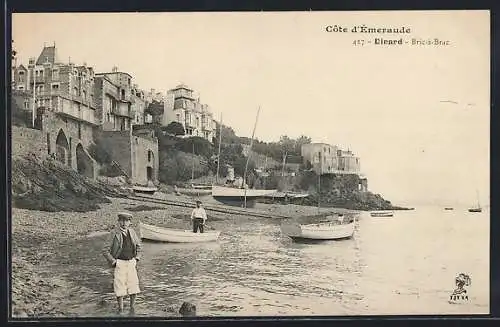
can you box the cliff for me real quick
[258,171,407,211]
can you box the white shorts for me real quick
[114,259,140,297]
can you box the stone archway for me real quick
[55,129,70,166]
[76,143,95,178]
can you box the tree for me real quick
[164,121,185,136]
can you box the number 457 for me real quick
[353,40,365,46]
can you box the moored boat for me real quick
[444,207,454,211]
[139,222,220,243]
[370,211,394,217]
[281,217,355,242]
[468,190,482,213]
[212,185,277,208]
[132,185,158,195]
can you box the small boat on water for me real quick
[139,222,220,243]
[444,207,454,211]
[211,185,277,208]
[468,190,482,213]
[370,211,394,217]
[281,216,355,242]
[132,185,158,195]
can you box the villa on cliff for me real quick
[301,143,368,191]
[11,44,159,186]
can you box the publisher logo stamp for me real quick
[449,273,471,302]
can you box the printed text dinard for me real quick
[325,25,412,34]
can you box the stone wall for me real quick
[95,130,133,178]
[11,126,48,159]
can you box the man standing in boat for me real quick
[191,200,207,233]
[102,212,142,315]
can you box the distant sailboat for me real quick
[468,190,482,213]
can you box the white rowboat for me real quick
[280,219,355,241]
[139,222,220,243]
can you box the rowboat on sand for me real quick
[280,216,355,242]
[370,211,394,217]
[139,222,221,243]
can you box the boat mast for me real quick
[191,142,195,183]
[215,113,223,184]
[318,150,321,213]
[243,106,261,208]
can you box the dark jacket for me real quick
[102,227,142,266]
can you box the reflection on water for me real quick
[43,207,489,316]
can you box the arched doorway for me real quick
[76,143,94,178]
[55,129,70,166]
[146,149,155,182]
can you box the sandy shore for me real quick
[11,193,358,318]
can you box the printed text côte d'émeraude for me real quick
[325,25,411,34]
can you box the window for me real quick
[176,113,180,122]
[52,69,59,80]
[148,150,152,162]
[19,71,25,75]
[78,123,82,139]
[24,101,29,109]
[74,87,78,96]
[52,84,59,92]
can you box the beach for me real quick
[11,193,352,318]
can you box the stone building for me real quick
[93,68,159,185]
[163,84,217,142]
[301,143,361,175]
[10,44,99,178]
[11,45,159,185]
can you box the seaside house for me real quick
[93,67,159,185]
[163,84,217,142]
[301,143,361,175]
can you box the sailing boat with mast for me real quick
[211,107,277,208]
[468,190,482,213]
[280,150,356,242]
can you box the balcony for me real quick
[111,103,134,118]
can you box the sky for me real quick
[12,11,490,207]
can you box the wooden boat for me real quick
[132,185,158,195]
[139,222,220,243]
[211,185,277,207]
[370,211,394,217]
[444,207,454,211]
[281,217,355,241]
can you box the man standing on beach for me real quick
[191,200,207,233]
[102,212,142,315]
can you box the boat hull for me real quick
[212,185,276,208]
[370,211,394,217]
[281,221,355,241]
[212,196,257,208]
[139,222,220,243]
[177,188,213,196]
[133,186,158,195]
[468,208,482,213]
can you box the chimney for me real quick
[112,66,118,73]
